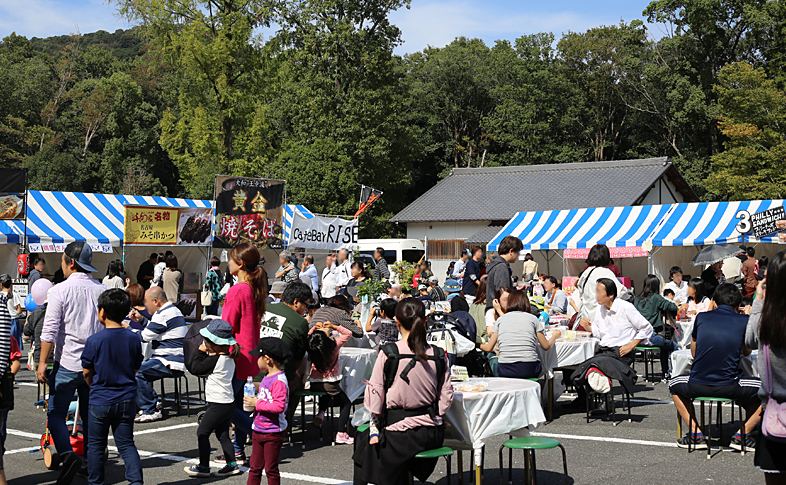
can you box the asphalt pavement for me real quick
[3,358,763,485]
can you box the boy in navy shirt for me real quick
[669,283,762,451]
[82,289,144,485]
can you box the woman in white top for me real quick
[102,260,127,289]
[576,244,628,330]
[663,266,689,305]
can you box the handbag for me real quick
[201,286,213,306]
[762,344,786,443]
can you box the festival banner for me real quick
[0,168,27,220]
[287,212,359,251]
[213,176,285,250]
[124,206,179,246]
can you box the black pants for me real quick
[576,347,633,401]
[353,425,445,485]
[197,402,235,468]
[311,381,353,434]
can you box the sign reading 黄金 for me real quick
[213,175,285,250]
[124,206,179,245]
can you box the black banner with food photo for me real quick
[213,176,285,249]
[0,168,27,220]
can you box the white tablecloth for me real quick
[537,338,599,375]
[674,319,694,350]
[337,348,378,401]
[444,377,546,465]
[670,349,758,377]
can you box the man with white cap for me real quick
[427,276,447,302]
[37,241,107,484]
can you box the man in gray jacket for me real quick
[486,236,523,312]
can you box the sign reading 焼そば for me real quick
[213,176,285,249]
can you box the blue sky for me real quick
[0,0,659,53]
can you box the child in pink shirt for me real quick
[307,322,353,444]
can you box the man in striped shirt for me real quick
[128,286,187,423]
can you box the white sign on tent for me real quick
[287,212,358,251]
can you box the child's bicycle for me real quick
[40,399,84,470]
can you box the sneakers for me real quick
[312,411,324,428]
[213,465,242,477]
[214,452,246,466]
[134,411,163,423]
[184,465,211,478]
[730,433,756,451]
[334,432,354,445]
[56,453,83,485]
[677,433,707,450]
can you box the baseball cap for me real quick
[428,276,439,285]
[270,281,287,294]
[249,337,293,361]
[418,284,428,291]
[64,242,97,272]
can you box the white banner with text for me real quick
[287,212,358,251]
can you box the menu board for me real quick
[124,205,213,246]
[213,176,285,250]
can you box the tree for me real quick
[706,62,786,199]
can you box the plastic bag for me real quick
[351,406,372,427]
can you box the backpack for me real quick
[425,312,491,376]
[380,343,447,426]
[183,319,213,377]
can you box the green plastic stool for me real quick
[357,423,370,433]
[498,437,568,485]
[634,345,661,383]
[409,447,454,485]
[685,397,747,458]
[293,390,332,448]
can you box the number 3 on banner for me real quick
[736,210,752,233]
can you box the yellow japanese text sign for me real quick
[124,206,179,245]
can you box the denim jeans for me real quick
[232,377,254,454]
[48,361,90,458]
[87,398,143,485]
[135,359,183,414]
[649,335,679,374]
[10,318,22,351]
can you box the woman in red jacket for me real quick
[217,242,267,465]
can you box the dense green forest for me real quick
[2,0,786,237]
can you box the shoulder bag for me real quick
[762,344,786,443]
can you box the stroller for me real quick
[426,312,493,377]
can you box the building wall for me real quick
[406,221,492,240]
[640,177,686,205]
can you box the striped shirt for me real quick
[134,302,187,370]
[0,293,11,376]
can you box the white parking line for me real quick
[531,431,678,448]
[16,382,38,387]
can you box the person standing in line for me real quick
[82,289,143,485]
[333,249,352,292]
[0,276,23,351]
[462,246,483,297]
[485,236,523,312]
[742,246,758,298]
[299,255,319,290]
[36,242,107,484]
[136,253,158,290]
[745,251,786,476]
[162,254,182,304]
[522,253,538,283]
[321,254,337,299]
[215,243,266,466]
[451,249,470,279]
[102,260,127,289]
[575,244,629,330]
[28,257,45,291]
[373,248,390,281]
[205,256,224,317]
[151,253,166,287]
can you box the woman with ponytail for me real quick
[218,242,268,465]
[353,298,454,485]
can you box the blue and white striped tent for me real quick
[19,190,212,246]
[283,204,315,248]
[487,204,674,252]
[647,200,786,246]
[0,220,25,245]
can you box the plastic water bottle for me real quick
[243,376,255,412]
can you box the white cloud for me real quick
[0,0,129,39]
[389,0,637,54]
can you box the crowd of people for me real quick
[0,235,782,485]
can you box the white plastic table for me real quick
[670,349,758,377]
[444,377,546,483]
[537,337,600,374]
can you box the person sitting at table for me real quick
[480,289,560,379]
[543,276,567,315]
[353,298,454,485]
[568,278,653,414]
[669,283,762,450]
[310,295,364,337]
[634,275,680,379]
[678,278,711,321]
[663,266,688,305]
[307,321,355,444]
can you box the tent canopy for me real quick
[487,204,673,252]
[1,190,212,246]
[283,204,315,248]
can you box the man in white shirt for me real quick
[332,249,352,291]
[663,266,689,305]
[321,254,337,298]
[591,277,654,358]
[299,255,319,290]
[451,249,470,279]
